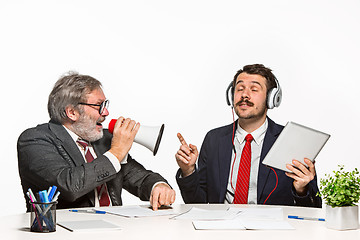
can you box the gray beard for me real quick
[71,115,103,142]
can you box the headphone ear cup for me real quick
[231,87,234,107]
[267,88,276,109]
[267,87,282,109]
[226,82,234,107]
[274,87,282,108]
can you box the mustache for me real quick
[235,99,254,107]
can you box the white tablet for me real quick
[262,121,330,172]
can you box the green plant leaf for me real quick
[318,165,360,207]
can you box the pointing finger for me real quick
[177,133,188,146]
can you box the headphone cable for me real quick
[230,107,237,192]
[263,167,278,204]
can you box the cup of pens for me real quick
[30,200,57,232]
[27,186,60,233]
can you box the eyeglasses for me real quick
[78,99,109,115]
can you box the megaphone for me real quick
[108,119,165,156]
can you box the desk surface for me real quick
[1,204,359,240]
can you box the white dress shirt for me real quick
[225,119,268,204]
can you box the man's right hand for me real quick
[109,117,140,161]
[175,133,198,177]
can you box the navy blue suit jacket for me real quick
[176,117,321,207]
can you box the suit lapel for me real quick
[218,124,236,202]
[49,122,97,206]
[48,122,86,167]
[257,118,283,203]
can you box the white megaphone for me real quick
[108,119,165,156]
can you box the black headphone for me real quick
[226,77,282,109]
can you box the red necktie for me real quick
[233,134,254,204]
[77,139,111,207]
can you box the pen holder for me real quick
[29,201,57,232]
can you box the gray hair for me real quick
[48,71,102,123]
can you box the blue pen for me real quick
[39,190,49,203]
[288,215,325,221]
[48,186,57,201]
[69,209,107,214]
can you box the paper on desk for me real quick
[192,208,294,230]
[234,207,284,220]
[193,219,246,230]
[193,219,294,230]
[58,220,121,232]
[172,207,241,220]
[241,219,294,230]
[95,206,177,217]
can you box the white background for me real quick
[1,0,359,216]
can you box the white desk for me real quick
[1,204,359,240]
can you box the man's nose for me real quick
[240,88,251,99]
[102,107,109,116]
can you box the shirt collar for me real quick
[236,118,268,145]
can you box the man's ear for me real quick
[65,105,80,122]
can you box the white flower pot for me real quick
[326,205,359,230]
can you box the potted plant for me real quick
[318,165,360,230]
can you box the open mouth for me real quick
[96,117,106,127]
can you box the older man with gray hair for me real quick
[18,72,175,211]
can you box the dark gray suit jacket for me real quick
[176,117,321,207]
[18,121,167,211]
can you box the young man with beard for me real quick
[175,64,321,207]
[18,72,175,211]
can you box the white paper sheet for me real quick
[242,219,295,230]
[58,220,121,232]
[172,207,241,220]
[95,206,177,218]
[234,207,284,220]
[193,219,246,230]
[192,208,294,230]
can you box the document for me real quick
[172,207,241,220]
[95,205,177,218]
[193,219,294,230]
[241,219,294,230]
[235,207,284,220]
[193,219,246,230]
[192,207,294,230]
[58,220,121,232]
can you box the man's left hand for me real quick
[285,158,316,196]
[149,183,176,211]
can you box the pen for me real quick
[52,191,61,202]
[42,191,61,215]
[69,209,107,214]
[27,189,43,213]
[28,188,38,203]
[288,215,325,221]
[48,186,57,201]
[39,190,49,203]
